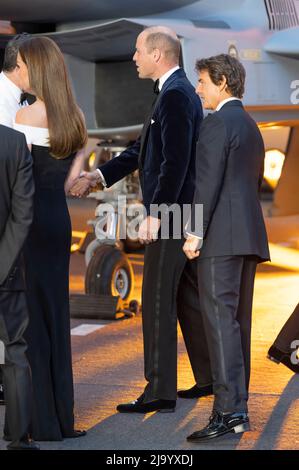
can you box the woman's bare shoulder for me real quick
[15,102,48,127]
[15,106,33,125]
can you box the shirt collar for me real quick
[216,97,241,111]
[158,66,180,91]
[0,71,22,102]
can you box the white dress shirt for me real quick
[158,65,180,91]
[215,97,241,111]
[96,66,181,187]
[0,71,22,128]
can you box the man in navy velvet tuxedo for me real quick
[72,26,204,413]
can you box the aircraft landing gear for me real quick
[85,244,135,304]
[82,144,143,319]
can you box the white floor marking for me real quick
[71,324,107,336]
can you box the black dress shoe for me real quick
[64,429,87,438]
[117,393,176,413]
[187,411,250,442]
[267,345,299,373]
[7,439,40,450]
[178,384,213,399]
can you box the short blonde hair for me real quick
[143,26,180,63]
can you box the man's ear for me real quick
[153,48,162,63]
[219,75,228,93]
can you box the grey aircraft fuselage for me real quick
[1,0,299,218]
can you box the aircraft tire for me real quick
[85,245,134,301]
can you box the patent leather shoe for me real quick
[187,411,250,442]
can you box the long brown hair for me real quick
[19,36,87,159]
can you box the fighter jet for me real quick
[1,0,298,307]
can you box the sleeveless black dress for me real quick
[14,123,76,440]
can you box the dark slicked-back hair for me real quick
[3,32,31,72]
[195,54,246,99]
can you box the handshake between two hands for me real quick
[69,170,102,198]
[68,170,162,245]
[68,170,200,255]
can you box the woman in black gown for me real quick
[13,36,87,441]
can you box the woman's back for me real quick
[14,103,77,441]
[33,147,74,189]
[15,102,75,189]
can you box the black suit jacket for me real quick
[0,125,34,287]
[188,100,270,262]
[100,68,203,216]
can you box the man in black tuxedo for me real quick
[0,32,31,406]
[184,54,270,441]
[71,26,204,412]
[0,124,39,450]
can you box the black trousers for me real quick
[177,259,212,387]
[142,238,186,401]
[274,301,299,352]
[0,289,32,443]
[196,255,257,413]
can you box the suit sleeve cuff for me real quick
[185,231,203,240]
[96,168,107,187]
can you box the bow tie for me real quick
[19,92,36,106]
[153,79,160,95]
[19,92,27,105]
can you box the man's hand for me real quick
[70,171,102,198]
[138,216,161,244]
[70,177,92,197]
[183,235,201,259]
[79,170,101,184]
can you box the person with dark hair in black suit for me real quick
[0,32,31,406]
[268,302,299,372]
[71,25,205,413]
[183,54,270,442]
[0,33,31,127]
[0,124,39,450]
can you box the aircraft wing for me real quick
[0,19,147,61]
[264,26,299,59]
[51,19,146,62]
